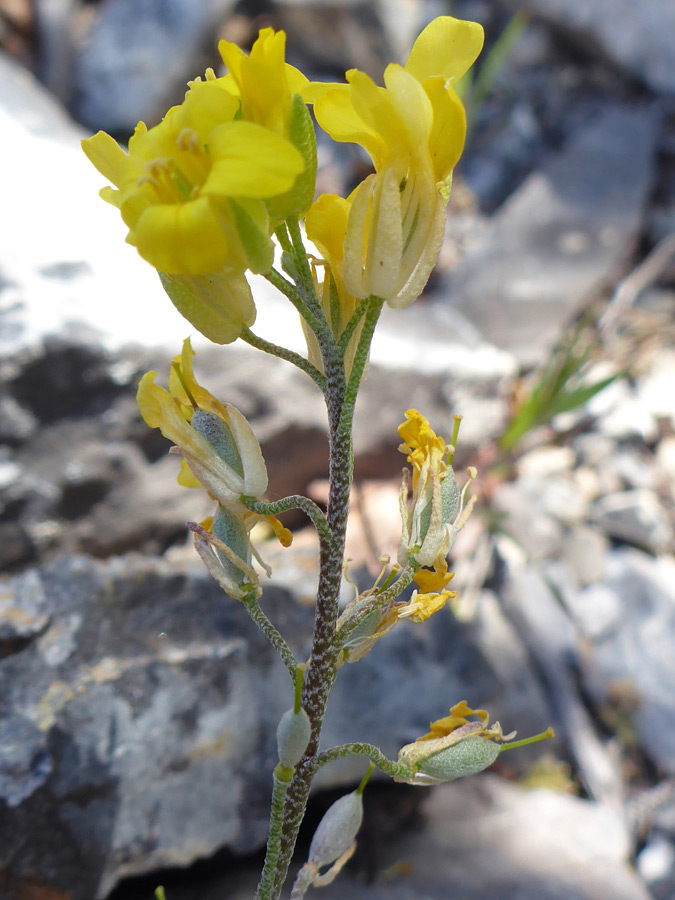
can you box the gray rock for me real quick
[589,489,673,554]
[576,549,675,774]
[561,524,610,587]
[443,104,658,366]
[505,0,675,95]
[189,778,652,900]
[637,831,675,900]
[0,553,549,898]
[0,554,309,898]
[342,777,650,900]
[491,478,566,560]
[71,0,238,133]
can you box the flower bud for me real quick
[158,271,255,345]
[308,791,363,869]
[276,706,311,768]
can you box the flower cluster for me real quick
[83,17,482,348]
[307,17,483,308]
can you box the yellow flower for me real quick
[396,701,554,786]
[304,193,364,376]
[218,28,316,218]
[81,76,304,276]
[137,338,267,511]
[218,27,308,135]
[308,16,483,307]
[397,409,476,569]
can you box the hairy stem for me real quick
[240,327,325,391]
[242,495,331,545]
[312,743,412,781]
[339,298,383,437]
[242,594,297,683]
[255,765,294,900]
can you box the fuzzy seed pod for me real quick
[277,707,311,768]
[308,791,363,868]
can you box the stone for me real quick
[561,524,611,587]
[0,553,549,898]
[576,549,675,775]
[150,777,652,900]
[442,104,658,366]
[71,0,238,133]
[589,489,673,554]
[504,0,675,95]
[637,832,675,900]
[491,478,566,560]
[639,348,675,426]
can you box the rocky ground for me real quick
[1,1,675,899]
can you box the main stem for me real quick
[269,372,351,896]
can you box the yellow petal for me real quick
[179,79,240,140]
[405,16,484,85]
[81,131,140,187]
[305,193,350,266]
[133,197,232,274]
[414,562,454,592]
[205,121,304,197]
[314,84,385,167]
[424,78,467,181]
[177,458,203,488]
[382,65,433,166]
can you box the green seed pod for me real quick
[308,791,363,868]
[211,503,251,585]
[416,735,500,783]
[276,706,311,768]
[267,93,317,220]
[191,409,244,477]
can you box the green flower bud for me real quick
[276,706,311,768]
[158,271,255,345]
[308,791,363,869]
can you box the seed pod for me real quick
[308,791,363,869]
[415,735,500,784]
[276,707,311,768]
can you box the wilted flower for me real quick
[397,409,476,569]
[396,700,554,785]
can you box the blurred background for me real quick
[1,1,674,899]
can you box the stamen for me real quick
[176,128,201,153]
